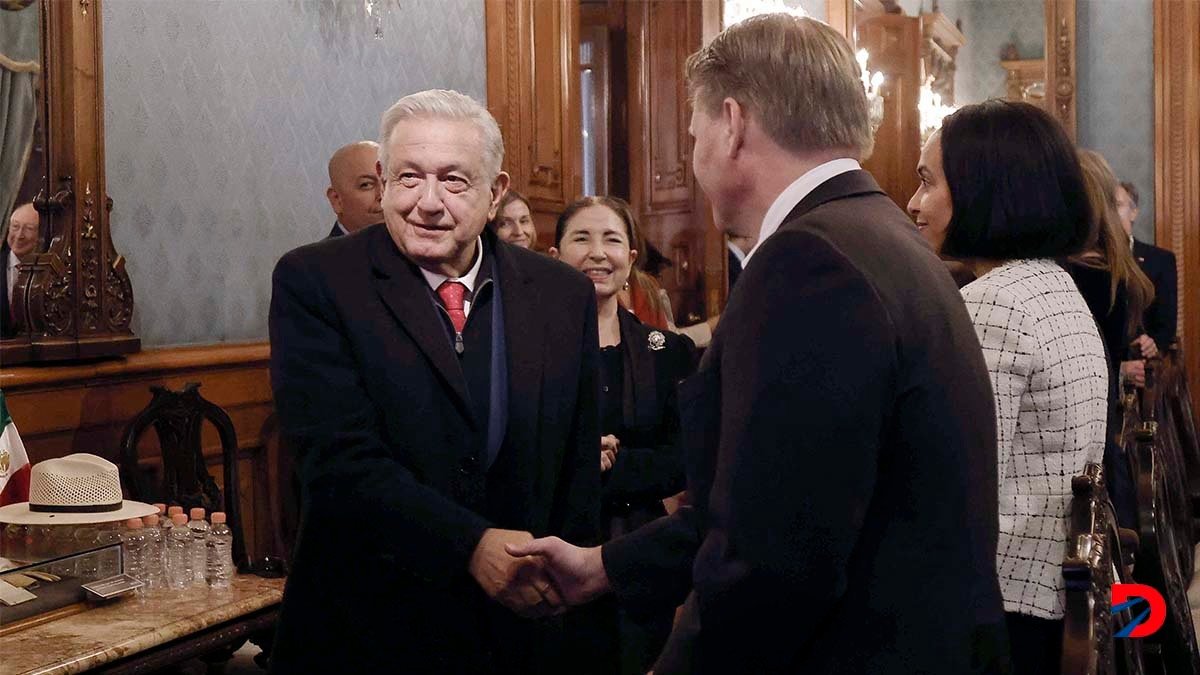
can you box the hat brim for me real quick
[0,500,158,525]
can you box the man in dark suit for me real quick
[511,15,1006,674]
[2,202,40,338]
[269,90,604,673]
[1118,181,1177,348]
[323,140,383,238]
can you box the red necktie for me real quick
[436,280,468,333]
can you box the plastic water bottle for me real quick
[141,515,166,591]
[96,523,124,579]
[187,508,209,585]
[206,512,234,589]
[166,513,193,590]
[121,518,148,592]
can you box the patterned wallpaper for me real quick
[102,0,485,347]
[1077,0,1156,244]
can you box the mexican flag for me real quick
[0,391,31,507]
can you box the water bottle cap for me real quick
[153,503,166,514]
[125,518,144,529]
[211,512,226,524]
[143,514,159,526]
[171,513,188,525]
[167,506,184,516]
[189,507,206,520]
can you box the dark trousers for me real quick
[1005,612,1062,674]
[1103,438,1139,531]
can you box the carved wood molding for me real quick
[484,0,579,216]
[1045,0,1076,141]
[1154,0,1200,423]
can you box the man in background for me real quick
[1117,180,1177,349]
[324,140,383,238]
[2,202,39,337]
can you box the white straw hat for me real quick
[0,453,157,525]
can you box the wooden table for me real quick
[0,575,284,675]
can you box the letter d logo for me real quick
[1112,583,1167,638]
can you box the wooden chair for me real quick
[1061,463,1145,675]
[1129,421,1200,673]
[119,382,247,569]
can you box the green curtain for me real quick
[0,1,39,232]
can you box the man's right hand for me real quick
[505,536,610,606]
[469,528,564,618]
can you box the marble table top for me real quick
[0,575,285,675]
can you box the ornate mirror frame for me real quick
[2,0,138,365]
[827,0,1077,141]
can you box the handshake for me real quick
[467,528,610,618]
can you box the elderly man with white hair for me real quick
[268,89,607,673]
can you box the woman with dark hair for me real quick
[490,189,537,249]
[908,100,1108,674]
[551,195,694,674]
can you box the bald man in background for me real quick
[324,141,384,238]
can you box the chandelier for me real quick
[918,76,957,144]
[722,0,806,27]
[856,49,886,132]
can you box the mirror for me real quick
[0,0,139,363]
[0,0,47,339]
[846,0,1076,207]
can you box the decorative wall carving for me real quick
[1045,0,1076,140]
[1154,0,1199,424]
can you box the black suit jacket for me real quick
[1133,239,1178,348]
[0,244,14,338]
[326,221,343,238]
[603,171,1005,673]
[602,308,695,536]
[268,225,603,673]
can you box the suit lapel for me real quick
[493,235,544,455]
[618,309,658,430]
[367,226,474,422]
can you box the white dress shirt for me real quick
[419,236,484,317]
[741,157,861,268]
[6,249,20,305]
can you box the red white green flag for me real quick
[0,391,31,507]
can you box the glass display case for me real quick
[0,522,125,626]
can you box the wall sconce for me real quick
[856,49,886,132]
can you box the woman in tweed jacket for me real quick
[908,100,1109,674]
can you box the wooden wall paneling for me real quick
[1154,0,1200,424]
[699,0,726,318]
[857,14,922,209]
[626,0,706,323]
[0,344,279,560]
[485,0,582,243]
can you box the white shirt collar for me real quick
[334,221,349,236]
[742,158,861,268]
[419,235,485,295]
[726,239,747,265]
[7,249,19,270]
